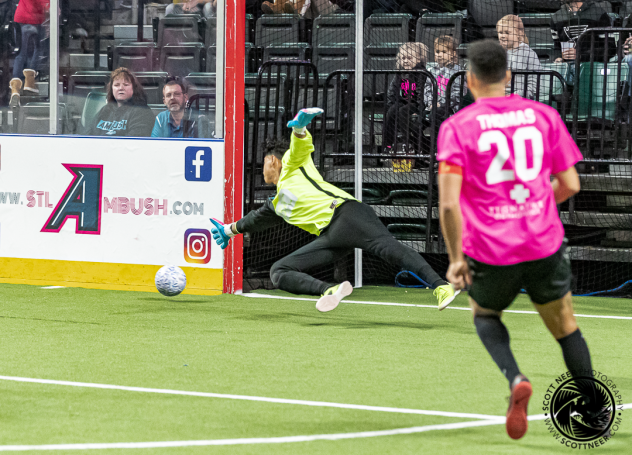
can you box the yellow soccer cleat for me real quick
[434,284,460,311]
[316,281,353,312]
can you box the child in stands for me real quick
[424,35,464,120]
[497,15,543,99]
[383,42,430,154]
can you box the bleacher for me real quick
[2,0,632,293]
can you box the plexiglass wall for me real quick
[1,0,221,138]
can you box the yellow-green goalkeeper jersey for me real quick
[272,131,357,236]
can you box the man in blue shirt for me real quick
[152,80,190,138]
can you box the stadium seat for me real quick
[248,108,285,163]
[244,73,286,114]
[184,72,217,98]
[255,15,301,48]
[517,13,557,62]
[112,42,157,73]
[148,104,166,118]
[80,92,107,133]
[415,13,463,58]
[67,71,111,126]
[309,74,350,131]
[386,223,427,241]
[469,0,513,28]
[135,72,168,105]
[206,46,217,72]
[518,14,553,47]
[536,62,569,105]
[364,44,399,96]
[469,0,512,41]
[18,102,67,135]
[157,16,201,49]
[338,187,385,204]
[245,43,254,73]
[312,14,355,46]
[364,14,411,46]
[312,44,355,78]
[575,62,629,122]
[160,43,205,79]
[386,190,430,206]
[246,14,254,43]
[262,43,310,63]
[205,16,216,46]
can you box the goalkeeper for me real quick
[211,108,457,312]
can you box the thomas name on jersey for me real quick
[475,108,536,131]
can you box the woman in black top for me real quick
[86,67,156,137]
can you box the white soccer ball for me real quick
[155,265,187,296]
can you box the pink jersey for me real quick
[437,95,582,266]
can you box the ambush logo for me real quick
[96,120,128,135]
[42,164,103,234]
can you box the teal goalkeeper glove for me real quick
[287,107,324,133]
[210,218,237,250]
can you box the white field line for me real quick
[40,286,65,289]
[1,406,631,452]
[0,419,507,451]
[244,293,632,321]
[0,376,502,420]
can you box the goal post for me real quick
[223,0,246,294]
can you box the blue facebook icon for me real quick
[185,147,212,182]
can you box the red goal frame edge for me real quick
[223,0,245,294]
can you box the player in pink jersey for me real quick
[437,40,598,440]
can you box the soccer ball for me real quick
[155,265,187,296]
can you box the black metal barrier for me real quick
[571,28,632,159]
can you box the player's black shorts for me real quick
[466,239,572,312]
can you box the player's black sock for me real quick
[557,329,593,377]
[432,279,448,288]
[474,314,522,386]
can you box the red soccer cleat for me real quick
[506,375,532,440]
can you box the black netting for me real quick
[243,1,632,297]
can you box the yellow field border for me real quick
[0,258,222,295]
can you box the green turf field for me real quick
[0,283,629,454]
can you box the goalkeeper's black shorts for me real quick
[466,239,572,312]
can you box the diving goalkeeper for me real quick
[210,108,457,312]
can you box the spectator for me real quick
[87,67,156,137]
[152,80,192,138]
[303,0,340,17]
[165,0,216,17]
[551,0,612,84]
[10,0,50,106]
[261,0,339,17]
[383,42,429,154]
[424,35,463,117]
[497,14,543,99]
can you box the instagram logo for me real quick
[184,229,211,264]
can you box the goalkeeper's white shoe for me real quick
[316,281,353,312]
[434,284,461,311]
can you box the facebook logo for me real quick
[184,146,212,182]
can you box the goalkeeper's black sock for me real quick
[432,279,448,288]
[474,314,522,386]
[557,329,593,377]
